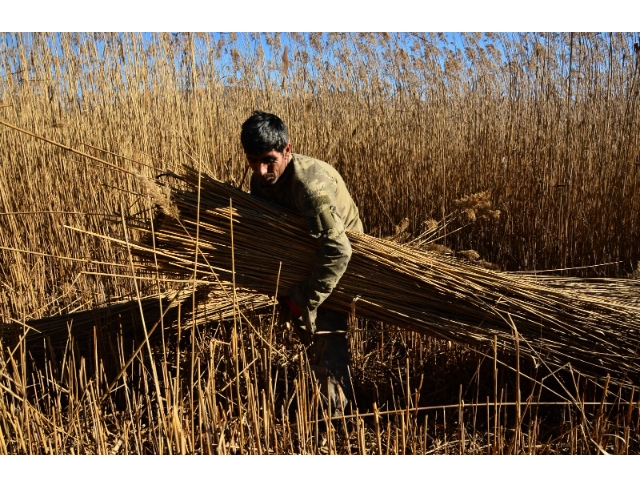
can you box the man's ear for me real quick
[283,142,292,159]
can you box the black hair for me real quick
[240,111,289,155]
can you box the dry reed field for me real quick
[1,32,640,454]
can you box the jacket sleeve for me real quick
[288,189,352,328]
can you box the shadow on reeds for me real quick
[1,289,212,382]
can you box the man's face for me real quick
[246,142,292,186]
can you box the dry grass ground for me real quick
[0,32,639,454]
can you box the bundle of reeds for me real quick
[124,166,640,385]
[1,287,271,354]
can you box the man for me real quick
[241,111,363,411]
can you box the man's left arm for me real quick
[287,190,352,330]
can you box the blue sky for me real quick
[5,32,636,99]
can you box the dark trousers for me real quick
[299,307,353,411]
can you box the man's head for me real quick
[241,111,292,186]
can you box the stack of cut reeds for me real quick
[1,287,271,354]
[126,166,640,385]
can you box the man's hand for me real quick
[277,296,302,319]
[278,296,317,335]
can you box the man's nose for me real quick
[259,164,269,176]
